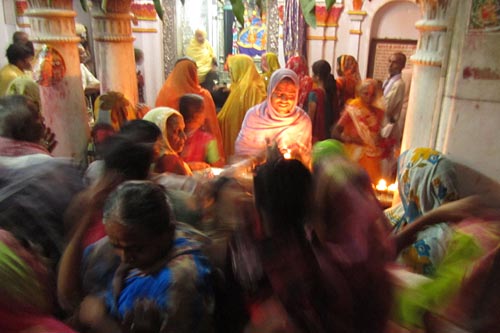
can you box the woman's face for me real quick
[270,79,298,115]
[359,84,376,105]
[105,221,170,270]
[166,115,186,153]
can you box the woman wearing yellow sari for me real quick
[217,54,266,159]
[185,29,215,84]
[332,79,385,182]
[260,52,280,89]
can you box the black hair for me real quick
[6,43,34,64]
[119,119,161,144]
[254,158,312,235]
[393,52,407,68]
[179,94,204,123]
[103,180,172,234]
[101,135,155,180]
[0,95,43,142]
[312,60,340,128]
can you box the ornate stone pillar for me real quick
[347,8,367,60]
[266,0,279,54]
[91,0,138,106]
[162,0,177,78]
[25,0,89,161]
[401,0,456,151]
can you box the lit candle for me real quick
[283,149,291,159]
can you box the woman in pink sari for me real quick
[285,55,313,109]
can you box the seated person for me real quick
[143,107,193,175]
[179,93,223,169]
[78,181,214,332]
[78,44,100,95]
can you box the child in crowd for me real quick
[179,93,223,169]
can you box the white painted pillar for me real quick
[91,1,138,106]
[401,0,456,151]
[347,9,367,61]
[25,2,89,161]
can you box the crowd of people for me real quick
[1,30,499,333]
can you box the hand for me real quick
[123,299,167,333]
[41,126,57,152]
[79,295,108,327]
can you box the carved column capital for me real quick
[412,0,454,67]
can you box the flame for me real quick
[388,182,398,193]
[375,179,387,191]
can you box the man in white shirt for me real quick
[78,44,100,94]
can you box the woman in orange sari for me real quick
[217,54,266,159]
[332,78,385,182]
[155,57,225,164]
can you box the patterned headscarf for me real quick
[286,55,313,109]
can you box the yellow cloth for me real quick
[0,64,26,97]
[5,77,41,108]
[217,54,266,158]
[185,34,215,84]
[261,52,280,89]
[94,91,136,132]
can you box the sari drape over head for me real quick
[286,55,313,109]
[235,68,312,166]
[217,54,266,158]
[94,91,136,132]
[336,55,361,107]
[185,29,215,83]
[143,107,192,175]
[337,88,384,181]
[155,58,224,163]
[261,52,281,89]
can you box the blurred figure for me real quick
[332,78,386,182]
[308,60,340,142]
[0,95,83,272]
[12,31,30,45]
[311,138,345,166]
[217,54,266,159]
[78,181,214,332]
[143,107,192,175]
[285,55,313,109]
[200,58,230,110]
[155,57,224,164]
[0,229,78,333]
[251,156,336,333]
[336,55,361,109]
[310,156,395,333]
[385,147,459,276]
[78,44,100,95]
[58,135,159,316]
[235,68,312,167]
[0,43,34,96]
[260,52,280,89]
[185,28,216,84]
[134,48,145,104]
[5,76,57,153]
[93,91,136,132]
[179,93,223,169]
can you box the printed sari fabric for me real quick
[385,147,459,276]
[337,98,384,182]
[155,58,224,163]
[82,231,213,332]
[217,54,266,158]
[286,55,313,109]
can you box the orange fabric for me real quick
[155,58,225,163]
